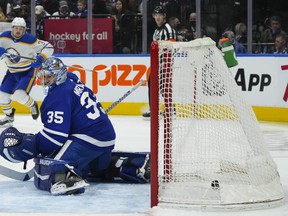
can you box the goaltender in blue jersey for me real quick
[0,57,150,195]
[0,17,54,127]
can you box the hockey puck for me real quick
[211,180,220,189]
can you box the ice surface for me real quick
[0,115,287,216]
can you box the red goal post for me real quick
[150,38,284,209]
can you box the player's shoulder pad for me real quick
[37,39,53,49]
[56,79,76,96]
[67,72,81,83]
[20,33,37,44]
[0,31,12,39]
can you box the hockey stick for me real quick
[0,164,34,181]
[4,53,36,61]
[3,53,104,73]
[105,79,145,113]
[0,80,145,181]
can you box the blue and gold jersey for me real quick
[0,31,54,72]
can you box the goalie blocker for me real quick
[0,127,150,195]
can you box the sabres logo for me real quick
[6,48,21,64]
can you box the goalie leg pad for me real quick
[88,152,150,183]
[118,153,150,183]
[0,127,37,163]
[34,157,70,192]
[34,156,89,195]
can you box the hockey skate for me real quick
[50,172,89,195]
[0,108,16,127]
[30,102,39,120]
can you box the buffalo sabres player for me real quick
[0,17,54,127]
[0,57,150,195]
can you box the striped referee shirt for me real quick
[153,22,177,41]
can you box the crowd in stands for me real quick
[0,0,144,53]
[0,0,287,54]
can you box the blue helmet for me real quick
[38,57,67,87]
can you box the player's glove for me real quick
[0,127,22,148]
[0,127,37,162]
[0,47,6,58]
[31,55,44,68]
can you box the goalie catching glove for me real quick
[0,127,37,163]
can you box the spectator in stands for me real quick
[186,11,206,38]
[259,16,286,53]
[52,0,75,18]
[20,4,31,32]
[111,0,134,53]
[234,22,247,53]
[35,4,50,16]
[0,1,8,16]
[104,0,114,14]
[274,33,288,54]
[7,3,22,17]
[74,0,87,17]
[168,16,181,31]
[5,11,16,22]
[176,24,194,42]
[112,0,132,32]
[0,6,6,22]
[37,0,59,16]
[35,5,50,40]
[187,12,196,31]
[6,1,21,15]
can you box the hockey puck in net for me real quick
[211,180,220,190]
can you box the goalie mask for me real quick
[38,57,67,88]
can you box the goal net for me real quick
[150,38,284,209]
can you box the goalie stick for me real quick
[105,79,145,113]
[0,164,34,181]
[0,80,145,181]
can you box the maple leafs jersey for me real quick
[36,74,116,156]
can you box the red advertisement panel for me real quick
[44,18,113,53]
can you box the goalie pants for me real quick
[54,139,113,178]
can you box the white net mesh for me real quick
[153,38,284,207]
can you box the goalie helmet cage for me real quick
[150,38,284,210]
